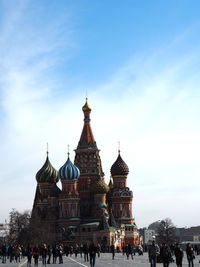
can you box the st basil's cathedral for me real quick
[32,99,139,247]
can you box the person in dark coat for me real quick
[52,245,57,264]
[83,243,89,262]
[74,244,79,258]
[8,245,14,263]
[186,243,194,267]
[148,240,160,267]
[33,245,40,267]
[122,244,126,256]
[1,244,7,263]
[47,245,51,264]
[174,243,183,267]
[41,244,48,266]
[89,243,97,267]
[110,244,115,260]
[26,244,33,267]
[161,243,172,267]
[58,245,63,264]
[126,244,133,260]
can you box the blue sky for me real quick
[0,0,200,228]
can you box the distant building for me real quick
[0,223,9,244]
[139,228,156,245]
[32,99,139,247]
[176,226,200,242]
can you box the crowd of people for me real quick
[148,240,199,267]
[0,241,199,267]
[0,243,100,267]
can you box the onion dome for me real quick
[91,177,109,194]
[36,154,59,184]
[82,97,92,112]
[59,155,80,180]
[111,152,129,177]
[91,160,109,194]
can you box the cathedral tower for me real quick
[108,150,134,225]
[33,151,59,219]
[58,152,80,227]
[74,98,105,218]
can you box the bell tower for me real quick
[74,98,104,218]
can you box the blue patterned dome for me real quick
[59,156,80,180]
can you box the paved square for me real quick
[1,252,200,267]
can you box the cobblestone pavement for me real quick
[1,252,200,267]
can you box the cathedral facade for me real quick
[32,99,139,247]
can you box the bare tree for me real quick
[8,209,31,245]
[29,215,56,245]
[156,218,178,245]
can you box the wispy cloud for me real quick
[0,2,199,227]
[90,25,200,227]
[0,1,76,218]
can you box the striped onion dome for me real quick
[111,153,129,177]
[36,155,59,184]
[59,156,80,180]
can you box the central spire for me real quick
[77,98,97,149]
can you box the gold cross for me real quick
[67,144,70,157]
[47,142,49,156]
[118,141,120,154]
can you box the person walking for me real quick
[74,244,78,258]
[1,244,7,263]
[79,244,83,258]
[52,245,57,264]
[122,244,126,256]
[97,244,101,258]
[89,243,97,267]
[83,243,89,262]
[8,245,14,263]
[41,244,48,266]
[47,245,51,264]
[161,243,172,267]
[126,244,133,260]
[148,240,160,267]
[26,244,33,267]
[15,245,21,263]
[110,244,115,260]
[186,243,195,267]
[33,245,40,267]
[174,243,183,267]
[58,245,63,264]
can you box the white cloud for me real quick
[0,3,199,228]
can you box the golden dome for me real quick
[82,98,92,112]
